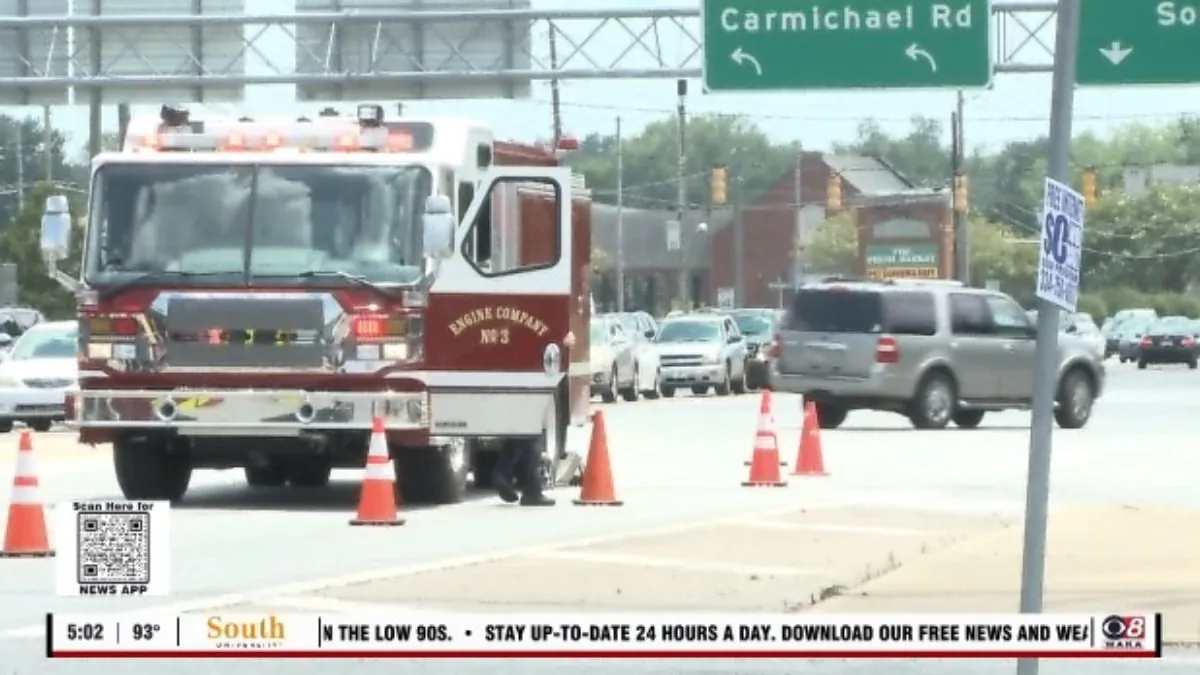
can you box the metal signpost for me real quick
[1076,0,1200,85]
[1019,2,1082,675]
[701,0,992,91]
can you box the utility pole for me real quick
[615,116,625,312]
[732,147,745,307]
[548,26,563,143]
[15,121,24,212]
[792,150,804,288]
[952,91,969,283]
[675,79,688,306]
[41,104,52,182]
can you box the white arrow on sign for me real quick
[905,43,938,72]
[1099,41,1133,65]
[730,47,762,76]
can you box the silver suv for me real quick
[654,314,748,397]
[769,279,1105,430]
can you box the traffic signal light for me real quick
[1081,168,1097,209]
[710,166,727,206]
[826,173,843,212]
[953,173,969,214]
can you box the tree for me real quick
[832,117,951,187]
[966,219,1039,301]
[0,182,85,318]
[568,114,796,209]
[0,115,86,228]
[1083,185,1200,293]
[799,212,857,273]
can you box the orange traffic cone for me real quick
[742,395,787,488]
[573,410,623,506]
[745,390,787,467]
[350,417,404,526]
[1,430,54,557]
[792,400,829,477]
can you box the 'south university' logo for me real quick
[206,615,287,650]
[449,306,549,345]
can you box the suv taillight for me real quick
[875,336,899,364]
[767,331,781,358]
[1139,337,1152,347]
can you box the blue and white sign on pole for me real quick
[1036,178,1085,312]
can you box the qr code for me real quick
[77,511,151,585]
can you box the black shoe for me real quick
[519,493,556,507]
[492,468,519,503]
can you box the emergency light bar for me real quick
[123,104,431,154]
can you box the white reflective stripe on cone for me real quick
[364,460,395,481]
[13,449,36,478]
[367,436,389,458]
[9,485,42,504]
[754,433,777,450]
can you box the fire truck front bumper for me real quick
[72,389,429,432]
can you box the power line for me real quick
[532,96,1199,126]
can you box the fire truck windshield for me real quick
[83,161,432,288]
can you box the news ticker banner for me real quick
[47,612,1161,658]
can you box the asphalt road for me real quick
[0,360,1197,674]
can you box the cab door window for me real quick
[949,293,994,336]
[985,296,1033,338]
[460,177,561,277]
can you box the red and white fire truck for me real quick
[40,103,593,504]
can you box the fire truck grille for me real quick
[160,295,330,369]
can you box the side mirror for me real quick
[0,334,12,348]
[40,195,80,293]
[727,334,740,344]
[420,195,455,260]
[643,329,655,339]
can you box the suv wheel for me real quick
[814,403,848,429]
[1054,368,1094,429]
[952,410,986,429]
[909,372,955,430]
[714,367,732,396]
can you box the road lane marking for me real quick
[0,499,856,640]
[525,550,828,577]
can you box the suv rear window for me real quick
[882,291,937,336]
[788,289,882,333]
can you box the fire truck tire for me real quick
[113,436,192,502]
[244,465,288,488]
[472,450,500,489]
[286,463,332,488]
[397,438,470,505]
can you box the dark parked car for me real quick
[727,308,780,390]
[1137,316,1197,369]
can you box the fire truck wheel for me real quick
[397,438,470,505]
[472,450,499,489]
[286,462,332,488]
[244,465,288,488]
[113,436,192,502]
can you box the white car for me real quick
[589,317,638,402]
[0,321,78,433]
[607,312,663,399]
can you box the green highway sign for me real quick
[1077,0,1200,86]
[701,0,992,92]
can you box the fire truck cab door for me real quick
[422,166,573,438]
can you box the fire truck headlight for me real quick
[382,343,409,360]
[355,344,381,360]
[87,343,113,360]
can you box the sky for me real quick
[9,0,1200,160]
